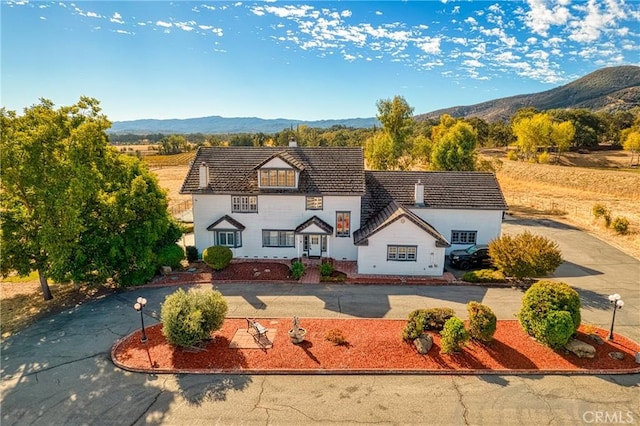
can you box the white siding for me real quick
[409,208,503,253]
[192,194,360,260]
[357,220,446,276]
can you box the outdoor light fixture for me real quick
[134,297,148,343]
[607,293,624,341]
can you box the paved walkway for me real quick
[1,217,639,426]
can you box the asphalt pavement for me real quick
[1,217,639,425]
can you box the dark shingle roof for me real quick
[181,146,365,195]
[353,201,449,247]
[361,171,507,225]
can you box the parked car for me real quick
[448,244,491,270]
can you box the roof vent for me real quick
[414,180,424,206]
[199,162,209,189]
[289,137,297,147]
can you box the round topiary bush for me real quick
[466,301,497,343]
[440,316,469,354]
[518,280,581,348]
[202,245,233,270]
[156,243,185,269]
[161,288,228,348]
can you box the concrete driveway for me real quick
[1,217,639,425]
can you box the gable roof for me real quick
[353,201,449,247]
[206,215,246,231]
[295,215,334,234]
[361,171,508,225]
[181,146,365,195]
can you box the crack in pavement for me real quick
[21,352,106,377]
[521,379,555,425]
[253,377,271,425]
[451,377,470,426]
[129,377,168,426]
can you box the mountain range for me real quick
[108,66,640,134]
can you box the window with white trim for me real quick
[215,230,242,248]
[259,169,295,187]
[306,196,323,210]
[451,230,477,245]
[232,196,257,213]
[336,211,350,237]
[387,245,417,261]
[262,230,295,247]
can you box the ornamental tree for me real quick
[488,231,563,280]
[1,98,181,299]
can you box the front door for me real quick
[309,235,322,257]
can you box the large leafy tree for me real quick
[430,120,478,171]
[376,96,415,158]
[1,98,181,300]
[512,113,575,161]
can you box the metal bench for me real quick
[246,318,269,344]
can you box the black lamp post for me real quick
[134,297,148,343]
[607,293,624,341]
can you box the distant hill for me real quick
[109,66,640,134]
[416,65,640,122]
[108,116,379,135]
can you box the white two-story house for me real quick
[180,143,507,276]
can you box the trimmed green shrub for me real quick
[440,317,469,354]
[185,245,199,262]
[319,262,334,277]
[461,269,506,283]
[467,301,497,343]
[156,243,185,269]
[290,261,305,280]
[161,288,228,348]
[489,231,562,280]
[518,280,581,348]
[611,217,629,235]
[202,245,233,271]
[541,311,575,349]
[402,307,456,340]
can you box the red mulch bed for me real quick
[147,262,293,286]
[111,319,640,374]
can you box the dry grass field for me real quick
[490,150,640,260]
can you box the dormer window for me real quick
[260,169,295,188]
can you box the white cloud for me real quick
[40,16,46,20]
[417,37,441,55]
[522,0,570,37]
[568,0,628,43]
[86,11,101,18]
[341,10,352,18]
[264,5,314,18]
[156,21,172,28]
[115,29,133,35]
[463,59,484,68]
[111,12,124,24]
[375,11,382,16]
[176,22,194,32]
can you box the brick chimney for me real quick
[199,162,209,189]
[414,180,424,206]
[289,137,297,147]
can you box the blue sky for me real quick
[2,1,639,122]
